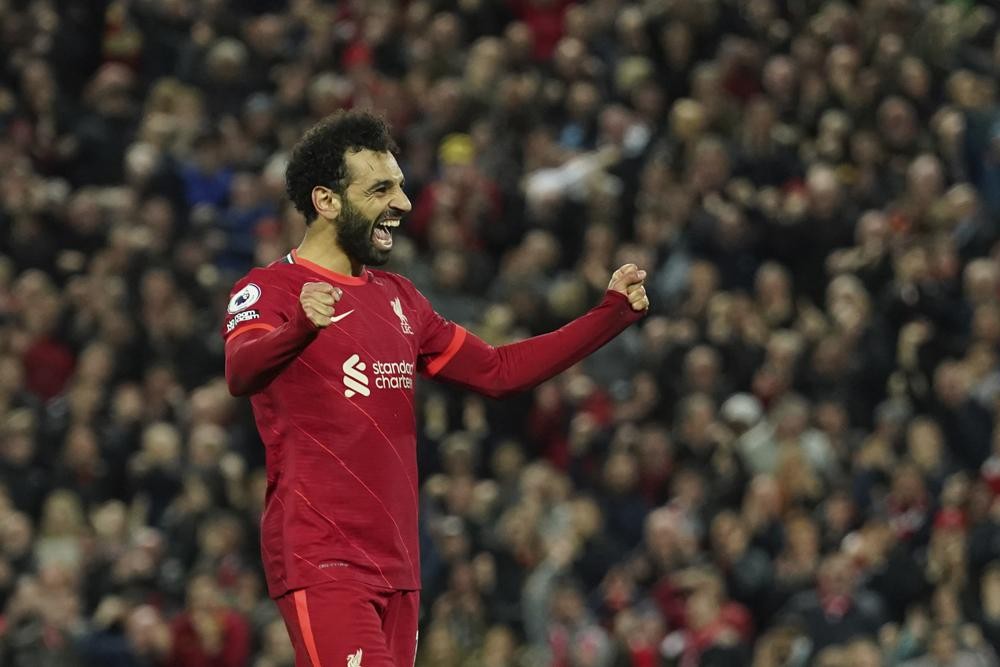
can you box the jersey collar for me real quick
[289,249,370,286]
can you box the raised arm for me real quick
[426,265,649,399]
[224,282,342,396]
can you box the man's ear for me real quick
[312,186,342,222]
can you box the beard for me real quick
[337,199,391,267]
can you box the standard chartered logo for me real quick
[342,354,415,398]
[342,354,370,398]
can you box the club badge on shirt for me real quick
[391,297,413,335]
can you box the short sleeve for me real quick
[220,270,291,342]
[407,285,467,377]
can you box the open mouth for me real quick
[372,218,400,250]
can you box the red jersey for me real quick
[223,249,643,597]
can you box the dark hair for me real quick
[285,109,399,222]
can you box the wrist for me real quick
[291,303,322,334]
[603,289,646,321]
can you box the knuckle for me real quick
[304,281,332,294]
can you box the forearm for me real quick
[224,310,318,396]
[434,291,643,398]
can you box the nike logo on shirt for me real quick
[330,310,355,323]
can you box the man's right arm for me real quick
[223,280,342,397]
[225,312,317,396]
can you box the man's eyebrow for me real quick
[366,177,404,191]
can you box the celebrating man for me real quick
[222,110,649,666]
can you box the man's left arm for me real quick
[419,264,649,399]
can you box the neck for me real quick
[296,219,363,276]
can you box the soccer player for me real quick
[221,110,649,667]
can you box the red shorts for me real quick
[275,579,419,667]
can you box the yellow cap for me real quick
[438,133,475,166]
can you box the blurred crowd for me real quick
[1,0,1000,665]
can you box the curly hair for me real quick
[285,110,400,223]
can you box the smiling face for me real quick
[335,148,411,266]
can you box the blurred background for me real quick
[1,0,1000,665]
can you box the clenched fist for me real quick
[300,282,343,328]
[608,263,650,312]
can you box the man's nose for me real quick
[392,191,412,213]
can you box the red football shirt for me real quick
[223,249,643,597]
[221,250,463,595]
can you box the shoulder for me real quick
[225,264,300,309]
[368,269,436,322]
[855,589,886,617]
[369,269,416,291]
[783,590,820,614]
[368,269,429,302]
[230,258,302,290]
